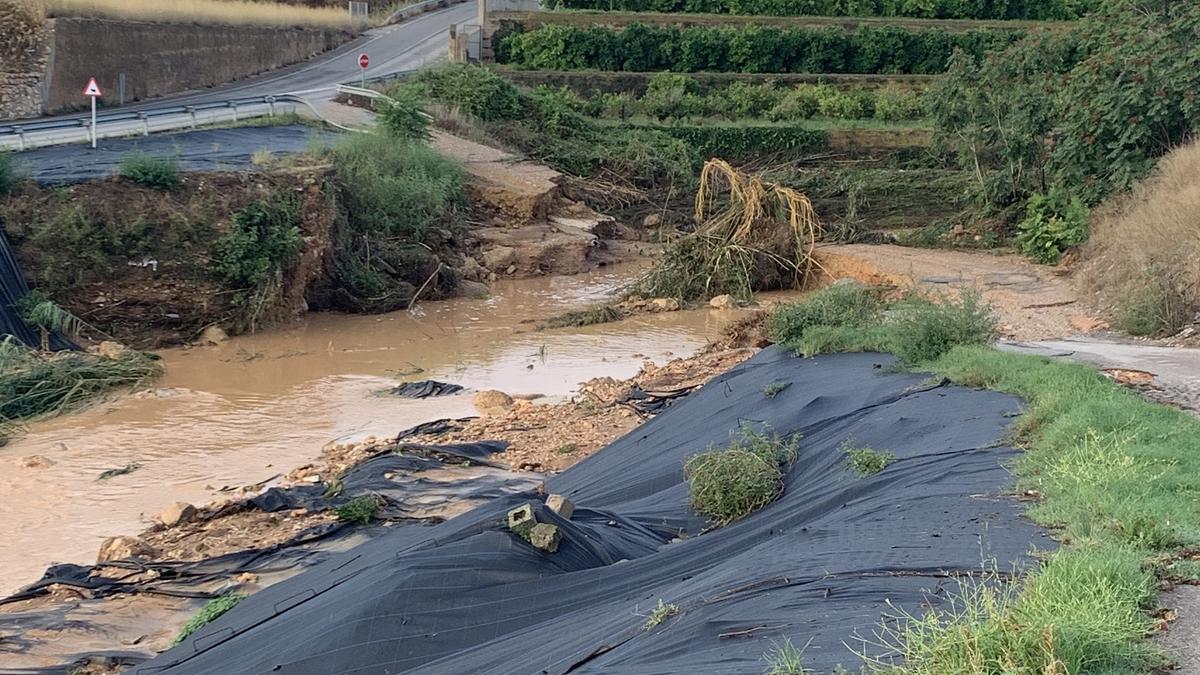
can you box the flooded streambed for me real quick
[0,265,746,595]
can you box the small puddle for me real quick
[0,264,752,595]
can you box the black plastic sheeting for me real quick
[139,349,1052,674]
[12,126,337,185]
[0,224,72,349]
[385,380,465,399]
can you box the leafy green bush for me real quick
[335,495,382,525]
[887,292,996,363]
[553,0,1098,20]
[873,85,926,121]
[641,73,706,120]
[815,87,865,119]
[499,23,1024,75]
[653,124,828,159]
[0,151,26,196]
[843,443,895,476]
[213,194,303,290]
[1016,187,1088,264]
[117,152,180,190]
[402,64,521,121]
[376,90,430,141]
[709,81,782,119]
[766,85,821,121]
[173,595,245,646]
[685,424,798,526]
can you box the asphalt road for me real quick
[7,1,479,125]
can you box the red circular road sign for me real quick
[358,53,370,69]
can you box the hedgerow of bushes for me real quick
[496,22,1025,74]
[551,0,1097,20]
[580,73,928,123]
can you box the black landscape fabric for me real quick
[0,225,73,350]
[138,349,1051,674]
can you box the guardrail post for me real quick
[186,106,197,129]
[12,126,25,152]
[266,96,276,118]
[230,101,239,122]
[138,112,150,136]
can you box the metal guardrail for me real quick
[0,94,308,150]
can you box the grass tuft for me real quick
[335,495,381,525]
[763,638,812,675]
[686,423,798,527]
[173,594,245,646]
[843,443,895,477]
[641,599,679,630]
[117,152,180,190]
[762,380,792,398]
[0,150,27,196]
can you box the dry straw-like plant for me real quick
[633,159,821,303]
[41,0,357,28]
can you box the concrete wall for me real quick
[41,18,353,113]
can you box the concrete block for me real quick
[530,523,561,553]
[507,503,536,539]
[545,494,575,520]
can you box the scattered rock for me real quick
[529,523,561,553]
[650,298,680,312]
[1069,315,1110,333]
[199,325,229,345]
[459,256,487,282]
[97,536,157,563]
[708,294,736,310]
[157,502,197,527]
[643,214,662,228]
[96,341,129,360]
[546,494,575,520]
[474,390,514,415]
[19,455,55,469]
[458,280,491,300]
[505,264,517,275]
[482,246,517,272]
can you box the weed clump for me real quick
[886,292,996,364]
[117,152,180,190]
[633,160,820,304]
[762,638,811,675]
[335,495,382,525]
[377,91,430,141]
[173,594,245,646]
[0,150,27,196]
[762,381,791,399]
[0,337,161,426]
[843,442,895,477]
[685,424,798,527]
[641,599,679,630]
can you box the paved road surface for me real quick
[5,1,478,125]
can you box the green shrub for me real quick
[709,81,783,119]
[816,87,865,119]
[499,23,1023,75]
[843,442,895,476]
[1115,276,1187,337]
[642,73,705,120]
[553,0,1097,20]
[403,63,521,121]
[873,85,926,121]
[653,124,827,159]
[117,152,179,190]
[335,495,382,525]
[173,594,245,646]
[1016,187,1088,264]
[768,283,882,344]
[766,85,821,121]
[376,90,430,141]
[0,151,26,196]
[887,292,996,364]
[685,424,798,527]
[213,194,303,291]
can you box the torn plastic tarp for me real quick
[138,349,1051,674]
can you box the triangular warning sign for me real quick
[83,77,103,97]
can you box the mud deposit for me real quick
[0,265,746,595]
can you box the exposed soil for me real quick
[815,243,1100,342]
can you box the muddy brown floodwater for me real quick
[0,264,748,596]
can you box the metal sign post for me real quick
[358,53,370,87]
[83,77,103,148]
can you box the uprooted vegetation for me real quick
[685,423,798,527]
[172,594,245,646]
[631,159,820,304]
